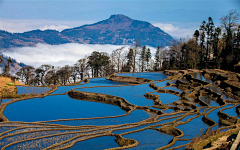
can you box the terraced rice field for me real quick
[0,70,240,149]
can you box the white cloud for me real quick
[2,43,158,68]
[153,22,198,38]
[0,19,95,33]
[3,43,130,68]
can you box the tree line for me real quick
[14,9,240,86]
[14,44,154,86]
[163,9,240,71]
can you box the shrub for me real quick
[6,82,14,86]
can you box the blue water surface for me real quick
[190,73,215,85]
[45,110,156,126]
[162,86,183,93]
[76,83,155,106]
[123,129,173,150]
[155,80,169,87]
[3,95,125,122]
[177,115,210,139]
[151,92,180,104]
[117,72,168,80]
[16,86,50,94]
[207,105,234,131]
[67,136,119,150]
[51,77,128,94]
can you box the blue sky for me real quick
[0,0,239,67]
[0,0,239,38]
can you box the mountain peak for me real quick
[0,15,174,48]
[109,14,132,21]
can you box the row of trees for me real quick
[15,45,154,86]
[15,10,240,85]
[162,9,240,71]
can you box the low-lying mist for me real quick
[3,43,156,68]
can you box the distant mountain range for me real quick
[0,14,173,48]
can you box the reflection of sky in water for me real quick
[77,83,155,106]
[123,129,173,150]
[46,110,155,126]
[51,77,128,94]
[4,95,125,122]
[201,96,219,106]
[208,105,234,131]
[190,73,215,85]
[63,136,119,150]
[117,72,168,80]
[0,99,12,105]
[167,139,190,149]
[222,105,240,119]
[155,80,169,87]
[152,92,180,104]
[162,86,183,92]
[16,86,50,94]
[205,86,234,100]
[177,115,210,139]
[170,80,177,84]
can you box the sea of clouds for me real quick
[2,43,157,68]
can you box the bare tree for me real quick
[75,58,88,80]
[16,66,35,85]
[44,69,59,85]
[35,64,52,85]
[111,46,125,72]
[56,65,72,85]
[132,40,141,73]
[220,9,240,32]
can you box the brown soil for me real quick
[0,76,22,95]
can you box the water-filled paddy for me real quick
[155,80,169,87]
[205,86,234,100]
[76,83,155,106]
[162,86,184,92]
[51,77,128,94]
[206,105,234,131]
[16,86,50,94]
[222,105,240,119]
[190,73,215,85]
[45,110,156,126]
[1,70,240,149]
[167,139,190,149]
[117,72,168,80]
[67,136,119,150]
[123,129,173,149]
[0,99,12,105]
[151,92,180,104]
[201,96,219,106]
[177,115,210,139]
[3,95,125,122]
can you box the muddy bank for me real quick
[106,74,152,84]
[68,90,135,112]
